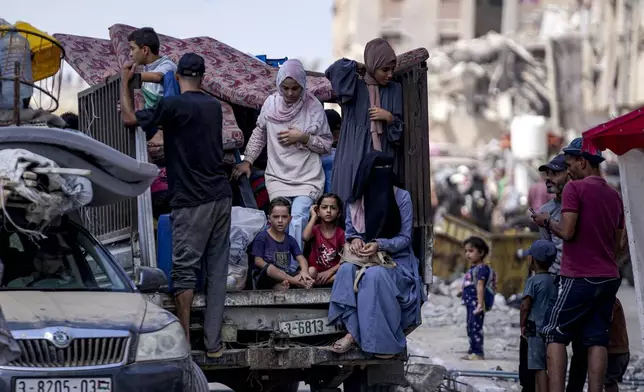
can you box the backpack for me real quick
[474,264,497,311]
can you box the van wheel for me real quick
[188,360,210,392]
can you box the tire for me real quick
[187,359,210,392]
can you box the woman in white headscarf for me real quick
[233,59,332,268]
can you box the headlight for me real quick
[136,322,189,362]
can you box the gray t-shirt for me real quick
[523,273,557,330]
[538,199,562,274]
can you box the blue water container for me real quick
[255,55,288,67]
[156,214,204,292]
[322,149,335,194]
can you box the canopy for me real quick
[0,21,64,82]
[582,107,644,156]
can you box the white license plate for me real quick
[14,378,112,392]
[279,317,342,337]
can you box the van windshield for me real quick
[0,224,129,292]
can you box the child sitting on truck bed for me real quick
[252,197,315,290]
[302,193,345,286]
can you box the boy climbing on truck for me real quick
[126,27,177,109]
[252,197,315,290]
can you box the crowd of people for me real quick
[118,27,423,361]
[108,23,636,390]
[456,139,630,392]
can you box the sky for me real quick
[4,0,334,72]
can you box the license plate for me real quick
[14,378,112,392]
[279,317,342,337]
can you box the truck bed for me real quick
[146,288,332,309]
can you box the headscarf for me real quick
[363,38,397,152]
[264,59,319,124]
[348,151,401,242]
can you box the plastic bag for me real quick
[227,207,267,291]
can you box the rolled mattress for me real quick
[0,127,158,206]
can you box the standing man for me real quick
[536,154,568,273]
[536,154,587,392]
[519,154,569,392]
[121,53,232,359]
[532,138,624,392]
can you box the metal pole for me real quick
[13,61,20,126]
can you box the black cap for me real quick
[527,239,557,266]
[177,53,205,77]
[538,154,566,173]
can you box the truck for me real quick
[55,25,434,391]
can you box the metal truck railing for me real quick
[394,60,433,284]
[77,75,156,266]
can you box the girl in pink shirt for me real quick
[303,193,345,286]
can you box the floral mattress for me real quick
[54,24,430,151]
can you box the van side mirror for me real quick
[134,266,169,293]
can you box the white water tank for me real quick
[510,115,548,160]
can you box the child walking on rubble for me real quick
[461,236,493,360]
[520,240,558,392]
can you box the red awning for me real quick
[582,107,644,156]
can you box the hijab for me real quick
[264,59,320,124]
[362,38,397,152]
[348,151,402,242]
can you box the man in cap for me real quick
[121,52,232,358]
[519,154,570,392]
[531,137,624,392]
[535,154,568,274]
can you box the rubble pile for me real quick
[422,276,644,390]
[427,31,549,118]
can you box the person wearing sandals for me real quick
[327,151,424,358]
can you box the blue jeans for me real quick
[285,196,314,272]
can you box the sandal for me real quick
[329,335,356,354]
[206,346,225,359]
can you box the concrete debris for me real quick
[421,283,644,391]
[427,31,550,119]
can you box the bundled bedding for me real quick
[0,126,158,207]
